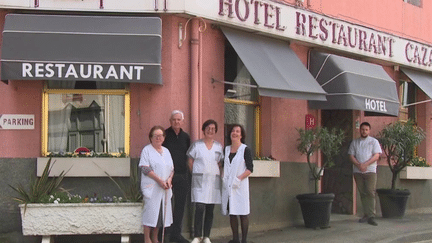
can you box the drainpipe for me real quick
[190,18,201,141]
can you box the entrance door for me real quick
[321,110,354,214]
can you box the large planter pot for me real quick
[296,193,335,229]
[19,203,143,241]
[376,189,411,218]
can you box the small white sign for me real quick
[0,114,35,130]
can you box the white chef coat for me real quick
[221,144,250,216]
[139,144,174,227]
[187,140,223,204]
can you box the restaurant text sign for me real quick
[0,114,35,130]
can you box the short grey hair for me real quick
[171,110,184,120]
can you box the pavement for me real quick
[209,213,432,243]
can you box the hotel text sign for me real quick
[0,114,35,130]
[189,0,432,72]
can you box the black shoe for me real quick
[367,217,378,226]
[358,215,368,223]
[169,235,190,243]
[228,240,240,243]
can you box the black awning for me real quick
[308,51,400,116]
[222,28,327,101]
[1,14,162,84]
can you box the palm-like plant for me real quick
[9,158,67,205]
[297,127,344,194]
[378,120,425,190]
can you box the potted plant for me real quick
[296,127,344,228]
[376,120,425,218]
[9,158,144,242]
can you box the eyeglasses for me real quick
[153,134,164,139]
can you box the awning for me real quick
[308,51,400,116]
[1,14,162,84]
[221,28,327,101]
[401,68,432,105]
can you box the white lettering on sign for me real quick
[0,114,35,130]
[365,99,387,112]
[21,63,145,81]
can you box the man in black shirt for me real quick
[163,110,191,243]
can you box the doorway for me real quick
[321,110,354,214]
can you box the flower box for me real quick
[250,160,280,177]
[37,157,131,177]
[20,203,143,242]
[400,166,432,180]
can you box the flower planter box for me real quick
[250,160,280,177]
[20,203,143,243]
[37,157,131,177]
[400,166,432,180]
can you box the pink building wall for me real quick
[0,80,43,158]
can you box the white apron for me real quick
[139,144,174,227]
[221,144,250,216]
[187,140,223,204]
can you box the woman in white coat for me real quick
[139,125,174,243]
[222,124,253,243]
[187,119,224,243]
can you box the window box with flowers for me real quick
[400,156,432,180]
[251,156,280,177]
[37,154,130,177]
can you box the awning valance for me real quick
[1,14,162,84]
[222,28,327,101]
[401,68,432,105]
[308,51,400,116]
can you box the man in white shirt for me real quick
[348,122,382,226]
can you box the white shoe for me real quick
[202,237,211,243]
[191,237,202,243]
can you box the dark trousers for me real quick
[170,173,190,238]
[194,203,215,238]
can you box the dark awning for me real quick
[1,14,162,84]
[308,51,399,116]
[222,28,327,101]
[401,68,432,102]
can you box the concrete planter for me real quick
[20,203,143,242]
[400,166,432,180]
[250,160,280,177]
[37,157,131,177]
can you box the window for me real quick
[399,80,416,122]
[404,0,421,7]
[42,81,130,156]
[224,42,260,156]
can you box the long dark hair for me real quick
[227,124,246,144]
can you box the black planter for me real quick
[376,189,411,218]
[296,193,335,229]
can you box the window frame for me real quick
[224,97,261,157]
[41,83,130,156]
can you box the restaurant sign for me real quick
[185,0,432,73]
[0,114,35,130]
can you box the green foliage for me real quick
[409,156,430,167]
[297,127,344,194]
[378,120,426,190]
[9,158,67,204]
[103,162,143,202]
